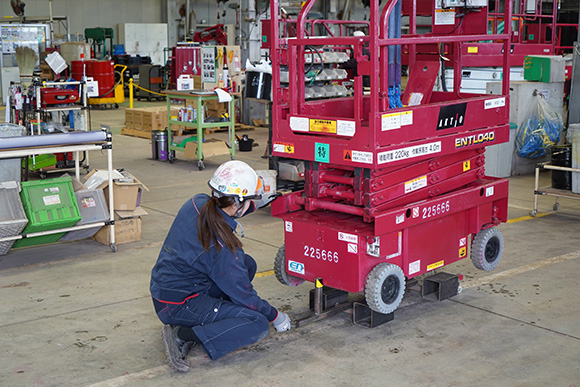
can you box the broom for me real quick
[15,46,37,87]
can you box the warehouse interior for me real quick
[1,0,580,385]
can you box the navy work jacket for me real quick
[150,193,278,321]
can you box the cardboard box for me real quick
[142,109,168,130]
[125,109,135,128]
[193,75,202,89]
[84,170,149,211]
[183,138,230,160]
[524,55,566,83]
[93,207,148,246]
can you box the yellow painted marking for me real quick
[255,269,274,278]
[315,278,323,288]
[507,212,550,223]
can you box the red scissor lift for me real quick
[268,0,512,326]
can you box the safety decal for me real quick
[486,186,494,197]
[434,9,455,25]
[467,46,478,53]
[382,112,401,131]
[285,221,293,232]
[484,97,505,110]
[404,175,427,194]
[315,143,330,163]
[409,260,420,275]
[273,142,294,154]
[378,141,441,164]
[455,131,495,148]
[459,247,467,258]
[347,243,358,254]
[463,160,471,172]
[352,151,373,164]
[459,237,466,247]
[427,260,444,271]
[396,214,405,224]
[288,260,305,275]
[289,116,309,132]
[412,207,420,218]
[310,119,337,134]
[337,120,356,137]
[338,232,358,243]
[343,150,352,161]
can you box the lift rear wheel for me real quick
[274,244,305,287]
[471,227,503,271]
[365,263,405,314]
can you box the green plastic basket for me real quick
[13,176,81,248]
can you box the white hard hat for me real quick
[209,160,264,201]
[353,31,365,37]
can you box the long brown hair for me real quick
[198,196,242,253]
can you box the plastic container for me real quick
[245,71,272,100]
[60,189,108,242]
[0,123,26,184]
[13,176,81,248]
[0,181,28,255]
[278,160,305,181]
[551,145,572,190]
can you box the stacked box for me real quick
[60,189,109,242]
[0,181,28,255]
[125,107,169,131]
[205,99,228,117]
[13,176,81,248]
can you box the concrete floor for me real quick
[1,103,580,386]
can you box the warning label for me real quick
[273,142,294,154]
[343,150,352,161]
[310,119,337,134]
[352,151,373,164]
[427,260,444,271]
[378,141,441,164]
[404,175,427,194]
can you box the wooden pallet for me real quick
[121,127,152,139]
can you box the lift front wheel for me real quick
[364,263,406,314]
[274,244,305,287]
[471,227,503,271]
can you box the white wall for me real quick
[0,0,164,41]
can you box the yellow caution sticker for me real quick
[310,119,337,134]
[459,247,467,258]
[467,46,478,53]
[427,260,444,271]
[463,160,471,172]
[273,142,294,154]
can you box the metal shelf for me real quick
[531,162,580,216]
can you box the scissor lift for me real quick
[267,0,512,325]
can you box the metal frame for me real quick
[0,128,116,252]
[531,162,580,216]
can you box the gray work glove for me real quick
[272,311,291,332]
[258,192,282,209]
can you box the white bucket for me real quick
[254,169,277,208]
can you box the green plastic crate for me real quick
[21,153,57,171]
[13,176,81,248]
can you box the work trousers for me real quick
[154,254,270,360]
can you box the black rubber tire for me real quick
[274,244,305,287]
[471,227,503,271]
[364,263,405,314]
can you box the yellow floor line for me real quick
[507,212,550,223]
[255,269,274,278]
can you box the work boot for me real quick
[161,325,190,372]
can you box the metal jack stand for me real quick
[352,303,394,328]
[421,272,461,301]
[295,279,351,328]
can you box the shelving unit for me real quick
[0,128,117,252]
[163,90,236,170]
[531,162,580,216]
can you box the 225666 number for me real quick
[303,245,339,263]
